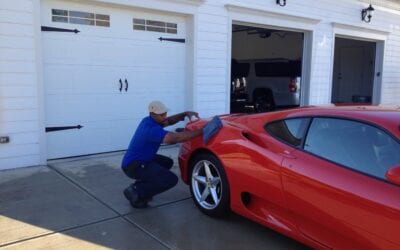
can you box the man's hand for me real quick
[165,111,200,127]
[184,111,199,122]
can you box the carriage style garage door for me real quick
[41,0,187,159]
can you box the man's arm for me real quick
[164,111,199,127]
[163,129,202,144]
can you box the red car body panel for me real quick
[178,106,400,249]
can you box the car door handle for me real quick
[119,79,123,92]
[125,79,128,92]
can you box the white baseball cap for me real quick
[148,100,169,114]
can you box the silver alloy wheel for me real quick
[191,159,222,210]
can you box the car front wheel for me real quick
[190,153,229,217]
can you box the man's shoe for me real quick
[123,185,148,209]
[123,184,136,200]
[131,198,148,209]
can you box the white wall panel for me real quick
[1,97,38,109]
[0,23,35,36]
[0,109,38,122]
[0,156,41,170]
[1,121,39,134]
[1,0,33,12]
[0,73,36,86]
[0,48,36,61]
[0,35,35,49]
[0,86,37,97]
[0,10,33,24]
[0,0,40,170]
[0,144,39,159]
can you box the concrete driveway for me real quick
[0,146,309,249]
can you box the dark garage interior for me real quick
[231,24,304,113]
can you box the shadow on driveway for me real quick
[0,150,309,249]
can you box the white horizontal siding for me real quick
[0,35,35,49]
[0,155,41,170]
[0,0,33,12]
[0,0,40,170]
[0,72,37,85]
[1,97,38,108]
[0,9,34,24]
[0,109,39,122]
[0,48,36,61]
[0,23,35,37]
[381,23,400,104]
[0,144,40,161]
[1,120,39,134]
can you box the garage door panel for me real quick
[128,71,184,89]
[46,94,142,124]
[44,66,120,95]
[113,47,185,68]
[43,40,186,68]
[43,1,187,159]
[43,37,122,66]
[47,120,131,158]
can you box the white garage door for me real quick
[41,0,187,159]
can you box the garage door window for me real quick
[133,18,177,34]
[52,9,110,27]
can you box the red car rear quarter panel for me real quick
[282,150,400,249]
[217,140,285,209]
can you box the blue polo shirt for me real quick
[121,116,168,168]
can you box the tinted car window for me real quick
[255,60,301,77]
[265,118,310,147]
[231,62,250,78]
[304,118,400,179]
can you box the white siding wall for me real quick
[194,2,229,117]
[0,0,41,169]
[382,20,400,104]
[193,0,400,116]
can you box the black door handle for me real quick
[125,79,129,92]
[119,79,123,92]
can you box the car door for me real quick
[280,117,400,249]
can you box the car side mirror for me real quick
[385,165,400,185]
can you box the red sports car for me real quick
[178,106,400,249]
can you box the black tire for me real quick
[189,153,230,217]
[253,89,275,112]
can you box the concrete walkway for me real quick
[0,145,308,249]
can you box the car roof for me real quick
[234,105,400,138]
[283,105,399,120]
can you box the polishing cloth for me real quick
[203,116,223,145]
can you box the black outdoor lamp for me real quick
[361,4,374,23]
[276,0,286,7]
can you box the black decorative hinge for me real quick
[158,37,185,43]
[46,125,83,132]
[41,26,80,33]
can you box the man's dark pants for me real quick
[123,154,178,199]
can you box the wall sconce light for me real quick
[361,4,374,23]
[276,0,286,7]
